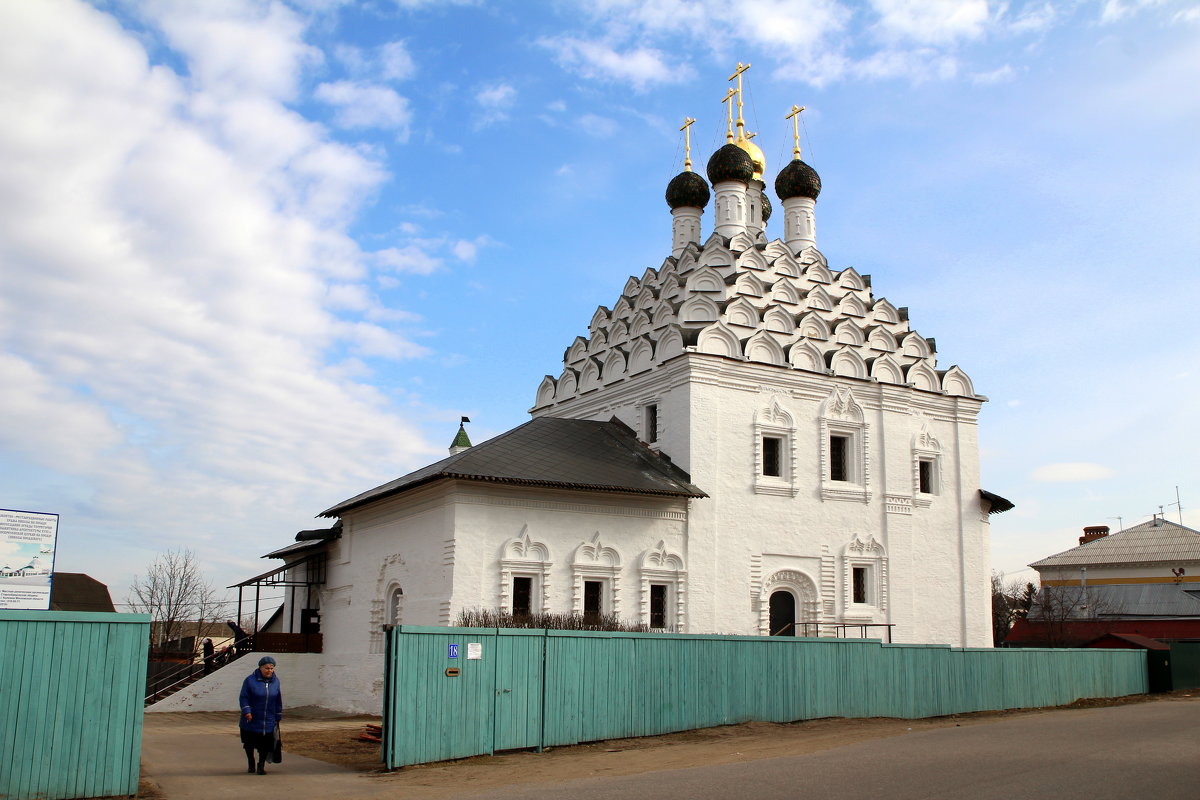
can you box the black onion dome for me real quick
[706,143,755,184]
[760,191,772,222]
[665,170,711,210]
[775,158,822,200]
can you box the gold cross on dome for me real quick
[727,62,751,139]
[786,104,807,159]
[720,87,737,142]
[679,116,697,171]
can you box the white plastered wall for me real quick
[537,351,990,647]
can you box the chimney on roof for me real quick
[1079,525,1110,546]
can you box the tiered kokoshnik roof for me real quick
[534,233,977,409]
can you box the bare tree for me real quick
[127,549,217,659]
[991,572,1033,645]
[1030,582,1122,647]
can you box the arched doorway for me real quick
[387,586,403,626]
[769,590,796,636]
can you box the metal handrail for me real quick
[144,635,253,704]
[771,622,896,643]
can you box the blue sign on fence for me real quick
[448,643,459,659]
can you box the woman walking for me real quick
[239,656,282,774]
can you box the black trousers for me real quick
[240,729,273,757]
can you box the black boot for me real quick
[245,748,256,774]
[257,756,267,775]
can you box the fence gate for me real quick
[383,626,545,767]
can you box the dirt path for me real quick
[276,692,1197,799]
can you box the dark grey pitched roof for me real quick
[320,416,707,518]
[1028,583,1200,621]
[49,573,116,612]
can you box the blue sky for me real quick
[1,0,1197,611]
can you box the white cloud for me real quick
[334,39,416,82]
[476,82,516,107]
[537,37,691,91]
[579,112,620,137]
[135,0,322,100]
[380,40,417,81]
[314,80,412,137]
[869,0,990,45]
[451,235,496,263]
[851,47,958,81]
[453,240,480,262]
[0,0,442,586]
[1008,2,1057,33]
[474,82,517,126]
[1031,463,1117,483]
[971,64,1016,84]
[375,244,445,274]
[548,0,1099,86]
[1099,0,1164,23]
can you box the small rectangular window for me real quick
[762,436,783,477]
[830,435,849,482]
[918,459,933,494]
[583,580,603,621]
[852,567,868,604]
[512,576,532,617]
[649,584,667,629]
[644,404,659,443]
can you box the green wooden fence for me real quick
[0,610,149,800]
[382,626,1147,768]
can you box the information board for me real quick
[0,508,59,610]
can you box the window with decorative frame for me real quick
[753,396,798,496]
[638,540,686,631]
[911,417,942,508]
[842,534,887,621]
[572,533,622,619]
[499,527,552,617]
[819,387,870,502]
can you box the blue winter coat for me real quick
[239,669,283,735]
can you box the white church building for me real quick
[244,72,1012,711]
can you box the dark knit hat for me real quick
[258,656,277,667]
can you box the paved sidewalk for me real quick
[141,712,388,799]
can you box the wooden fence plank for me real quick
[0,611,149,800]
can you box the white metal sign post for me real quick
[0,508,59,610]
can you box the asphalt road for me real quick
[453,699,1200,800]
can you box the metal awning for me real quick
[980,489,1015,514]
[229,551,327,637]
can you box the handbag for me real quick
[272,726,283,763]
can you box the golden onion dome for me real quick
[733,134,766,182]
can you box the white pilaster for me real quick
[712,180,749,239]
[782,196,816,251]
[671,206,703,258]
